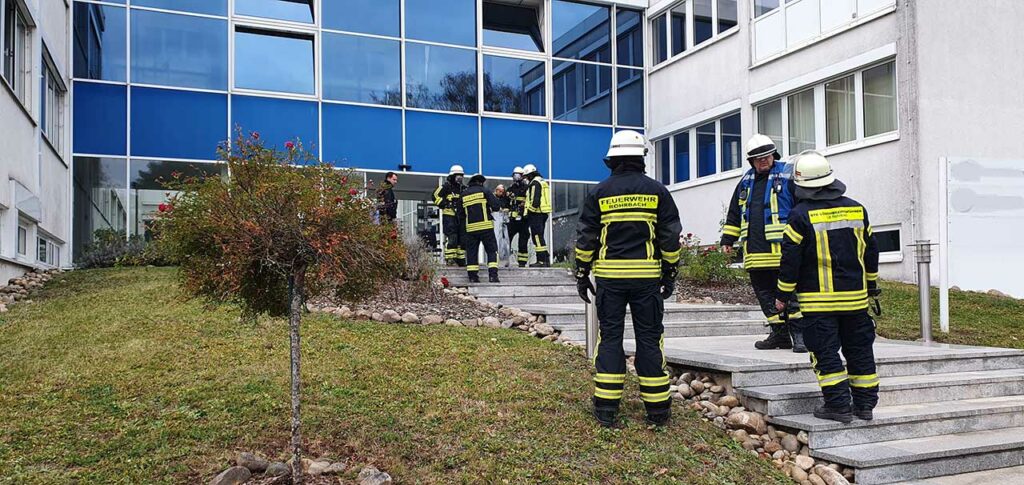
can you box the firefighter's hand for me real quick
[868,287,882,298]
[775,299,786,312]
[660,278,675,300]
[576,276,596,304]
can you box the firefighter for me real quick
[433,165,466,266]
[506,166,531,267]
[461,174,501,283]
[775,151,881,423]
[574,130,682,427]
[523,164,551,267]
[720,134,806,352]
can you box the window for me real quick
[651,14,667,64]
[40,50,67,154]
[616,8,643,67]
[323,0,398,37]
[696,122,716,177]
[717,0,737,33]
[552,60,610,125]
[130,160,226,239]
[863,61,897,137]
[72,157,128,259]
[406,0,476,47]
[754,0,779,17]
[483,1,543,52]
[405,42,478,113]
[692,0,713,45]
[552,0,609,60]
[235,0,313,24]
[788,88,815,155]
[3,0,30,102]
[874,227,901,253]
[323,33,400,106]
[132,0,226,16]
[234,28,314,95]
[131,10,228,90]
[617,68,643,127]
[826,75,855,146]
[656,138,671,185]
[17,225,27,256]
[756,99,783,150]
[37,238,60,266]
[484,55,545,116]
[131,87,227,160]
[73,2,127,82]
[673,131,690,183]
[670,3,686,56]
[752,0,896,62]
[720,113,742,171]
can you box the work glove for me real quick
[868,281,882,298]
[660,261,678,301]
[575,264,596,304]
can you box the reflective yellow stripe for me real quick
[592,268,662,279]
[778,280,797,292]
[646,222,655,261]
[767,314,782,324]
[661,247,681,264]
[866,272,879,282]
[463,192,484,202]
[722,225,741,237]
[808,206,864,224]
[800,300,869,312]
[467,265,479,271]
[575,247,595,262]
[818,370,849,387]
[849,373,880,388]
[637,375,670,386]
[595,373,626,384]
[594,388,623,399]
[600,212,657,223]
[487,262,498,268]
[798,290,868,301]
[783,225,803,244]
[640,391,671,402]
[466,221,494,232]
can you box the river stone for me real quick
[371,312,384,321]
[482,316,502,328]
[726,411,767,435]
[308,460,331,476]
[422,315,444,325]
[358,466,393,485]
[710,385,724,393]
[808,473,828,485]
[209,466,251,485]
[381,310,402,323]
[445,319,462,326]
[677,384,694,398]
[797,430,809,444]
[764,440,782,454]
[731,429,749,442]
[690,380,705,393]
[401,312,420,323]
[790,464,809,482]
[500,319,514,328]
[265,462,289,477]
[717,395,739,407]
[462,318,480,327]
[534,323,555,336]
[795,455,815,471]
[236,452,269,472]
[782,434,800,453]
[324,462,347,475]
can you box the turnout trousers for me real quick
[592,279,670,415]
[507,218,530,267]
[442,214,466,266]
[463,229,498,279]
[797,312,879,410]
[527,213,549,265]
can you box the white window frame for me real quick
[41,45,67,155]
[753,59,898,158]
[872,223,902,263]
[649,0,740,68]
[16,223,27,256]
[653,110,742,189]
[2,0,33,107]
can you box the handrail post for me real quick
[910,240,935,343]
[585,275,599,360]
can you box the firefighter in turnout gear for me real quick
[523,164,552,267]
[775,151,881,423]
[433,165,466,266]
[574,130,683,427]
[506,166,531,267]
[461,174,502,283]
[721,134,806,353]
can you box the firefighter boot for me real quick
[754,324,793,350]
[814,405,853,424]
[592,402,618,428]
[790,327,808,353]
[646,408,671,427]
[468,271,480,283]
[854,407,874,421]
[488,267,500,283]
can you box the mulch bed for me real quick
[313,280,499,321]
[676,277,759,306]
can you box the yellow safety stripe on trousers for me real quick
[575,247,595,262]
[466,265,479,271]
[517,253,530,261]
[743,249,782,269]
[661,247,681,264]
[600,211,657,224]
[487,262,499,268]
[594,388,624,400]
[533,235,547,252]
[637,375,670,386]
[466,221,494,232]
[441,209,456,216]
[660,335,667,371]
[640,391,671,402]
[777,280,797,292]
[783,225,803,244]
[849,373,880,388]
[722,224,741,237]
[767,313,782,324]
[594,373,626,384]
[817,370,849,388]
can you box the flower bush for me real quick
[678,233,743,287]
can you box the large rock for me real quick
[500,319,514,328]
[808,475,827,485]
[789,463,809,481]
[781,434,800,453]
[324,462,346,475]
[265,462,289,477]
[236,452,269,472]
[726,411,767,435]
[794,455,815,471]
[717,395,739,408]
[797,430,809,444]
[422,315,444,325]
[307,459,332,476]
[689,380,705,393]
[462,318,480,327]
[444,319,462,326]
[401,312,420,324]
[381,310,402,323]
[813,465,850,485]
[358,466,393,485]
[534,323,555,336]
[209,466,251,485]
[482,316,502,328]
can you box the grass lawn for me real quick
[875,281,1024,350]
[0,267,787,484]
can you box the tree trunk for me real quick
[289,267,306,485]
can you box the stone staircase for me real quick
[643,335,1024,484]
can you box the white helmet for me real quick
[745,134,780,160]
[606,130,648,158]
[512,166,524,175]
[793,150,835,188]
[448,164,464,176]
[522,164,539,176]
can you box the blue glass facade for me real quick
[71,1,647,257]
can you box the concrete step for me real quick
[451,279,575,287]
[812,426,1024,484]
[899,465,1024,484]
[730,348,1024,388]
[740,369,1024,416]
[539,307,766,326]
[483,295,588,305]
[555,320,768,341]
[440,268,572,279]
[469,285,578,298]
[770,395,1024,449]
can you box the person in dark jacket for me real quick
[575,130,682,427]
[775,150,881,423]
[506,167,531,267]
[721,134,805,352]
[433,165,466,266]
[461,174,502,283]
[377,172,398,223]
